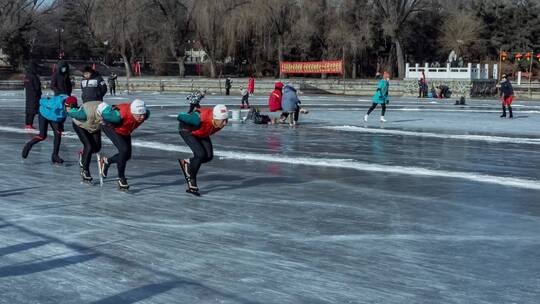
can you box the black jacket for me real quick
[500,80,514,98]
[81,72,107,102]
[24,64,42,113]
[51,61,73,96]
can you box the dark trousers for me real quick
[188,103,201,114]
[367,103,387,116]
[25,114,64,156]
[225,88,230,95]
[72,123,102,171]
[281,107,300,122]
[180,131,213,181]
[110,85,116,96]
[103,125,132,179]
[241,95,250,106]
[25,113,36,126]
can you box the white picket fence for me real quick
[406,63,498,80]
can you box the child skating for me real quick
[364,71,390,123]
[186,89,207,113]
[499,74,514,119]
[240,87,250,109]
[98,99,150,190]
[177,104,229,196]
[22,95,76,164]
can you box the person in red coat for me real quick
[98,99,150,190]
[248,76,255,95]
[177,104,229,196]
[268,82,284,123]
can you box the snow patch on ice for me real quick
[322,125,540,145]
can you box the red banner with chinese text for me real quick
[280,60,343,74]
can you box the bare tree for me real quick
[375,0,423,78]
[439,10,484,60]
[248,0,299,77]
[0,0,58,69]
[193,0,248,78]
[93,0,148,77]
[151,0,196,77]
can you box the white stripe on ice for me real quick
[322,125,540,145]
[2,125,539,190]
[300,234,540,242]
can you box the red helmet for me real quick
[65,96,78,107]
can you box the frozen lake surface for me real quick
[1,90,539,303]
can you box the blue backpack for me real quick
[39,95,67,122]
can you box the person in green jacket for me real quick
[364,71,390,123]
[65,98,103,182]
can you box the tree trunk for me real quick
[177,56,186,78]
[394,38,405,79]
[209,58,216,78]
[352,49,358,79]
[278,35,284,78]
[121,52,132,77]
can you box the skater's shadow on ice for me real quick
[0,253,99,278]
[203,176,302,193]
[0,241,49,257]
[90,279,265,304]
[130,169,181,180]
[386,119,424,123]
[128,179,184,194]
[0,187,41,198]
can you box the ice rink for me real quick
[1,90,540,303]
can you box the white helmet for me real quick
[213,104,228,120]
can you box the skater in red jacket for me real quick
[248,76,255,95]
[177,104,229,196]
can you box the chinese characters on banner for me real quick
[280,61,343,75]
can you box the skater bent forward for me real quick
[177,105,229,196]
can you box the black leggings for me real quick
[72,123,102,171]
[180,131,213,181]
[103,125,132,179]
[367,103,386,116]
[25,113,36,126]
[25,114,64,156]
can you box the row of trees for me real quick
[1,0,539,78]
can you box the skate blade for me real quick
[186,189,201,197]
[97,154,104,187]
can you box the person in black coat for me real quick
[108,73,117,96]
[23,61,42,129]
[50,61,72,96]
[225,77,232,96]
[81,66,107,103]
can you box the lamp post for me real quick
[55,28,64,59]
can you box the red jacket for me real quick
[115,103,144,136]
[191,108,223,138]
[248,77,255,93]
[268,82,284,112]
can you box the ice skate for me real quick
[22,143,31,159]
[380,116,386,123]
[186,187,201,197]
[81,170,93,183]
[364,114,369,122]
[117,178,129,191]
[51,154,64,165]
